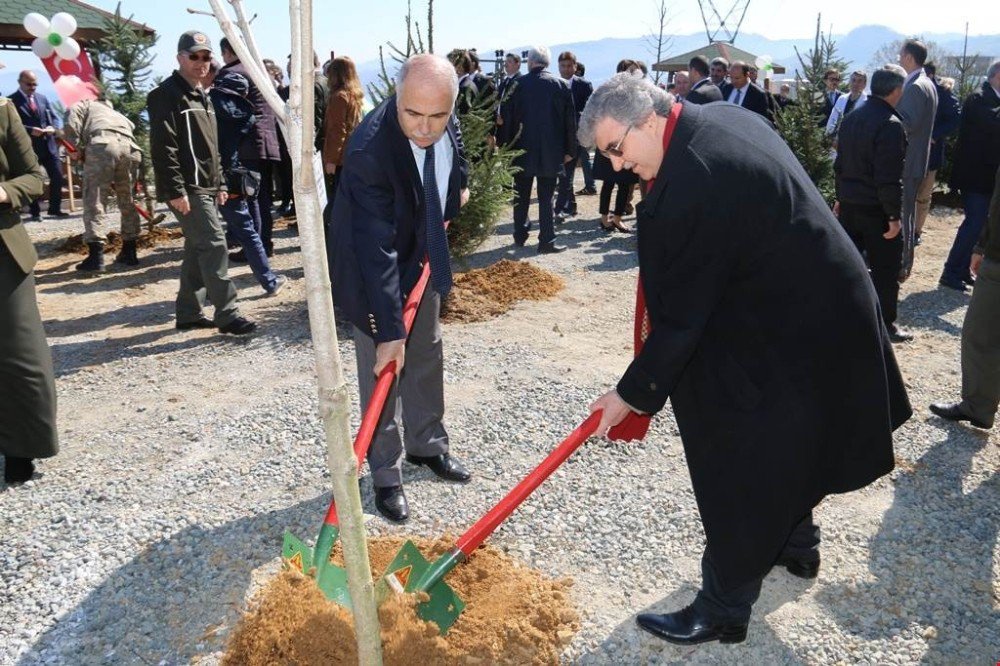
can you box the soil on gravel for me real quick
[56,227,183,255]
[222,536,578,665]
[441,259,565,324]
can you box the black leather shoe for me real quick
[576,186,597,195]
[776,554,820,579]
[636,605,747,645]
[374,485,409,523]
[176,317,215,330]
[405,453,472,483]
[537,243,566,255]
[929,402,990,429]
[962,273,976,287]
[887,324,913,344]
[4,456,35,484]
[514,237,527,247]
[219,316,257,336]
[938,276,968,293]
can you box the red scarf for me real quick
[608,101,683,442]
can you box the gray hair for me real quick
[871,64,906,97]
[397,53,458,101]
[577,72,674,148]
[527,46,550,69]
[988,59,1000,81]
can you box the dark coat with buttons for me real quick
[327,95,467,342]
[616,101,911,591]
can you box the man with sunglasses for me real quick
[580,73,910,646]
[820,69,843,126]
[147,31,256,336]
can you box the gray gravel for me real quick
[1,201,997,665]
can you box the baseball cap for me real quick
[178,30,212,54]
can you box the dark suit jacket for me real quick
[497,67,576,178]
[327,96,468,342]
[0,99,45,274]
[9,89,58,160]
[220,60,282,162]
[950,82,1000,195]
[620,101,910,590]
[568,76,594,121]
[719,83,773,122]
[685,78,723,105]
[928,79,960,172]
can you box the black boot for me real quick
[75,242,105,272]
[4,456,35,484]
[115,239,139,266]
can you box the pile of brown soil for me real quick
[222,536,578,665]
[57,228,183,255]
[442,259,565,324]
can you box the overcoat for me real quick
[616,101,912,590]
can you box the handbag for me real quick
[225,166,261,199]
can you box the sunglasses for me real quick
[600,125,632,158]
[186,52,212,63]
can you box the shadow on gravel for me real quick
[18,495,333,666]
[44,300,176,339]
[897,287,971,336]
[818,430,998,663]
[577,574,808,663]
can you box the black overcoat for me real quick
[616,102,912,591]
[497,67,576,178]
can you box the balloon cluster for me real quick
[23,12,81,61]
[754,55,775,74]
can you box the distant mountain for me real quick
[358,25,1000,92]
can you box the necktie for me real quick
[423,143,452,297]
[734,89,743,106]
[28,95,37,113]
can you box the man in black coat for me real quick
[498,46,576,253]
[327,54,472,523]
[554,50,593,221]
[940,61,1000,291]
[834,66,910,342]
[720,61,772,122]
[579,73,911,645]
[685,56,723,105]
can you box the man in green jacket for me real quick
[0,96,56,485]
[147,30,255,335]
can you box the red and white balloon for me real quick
[24,12,82,74]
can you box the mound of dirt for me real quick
[442,259,564,324]
[222,536,578,665]
[57,228,183,255]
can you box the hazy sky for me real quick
[1,0,996,81]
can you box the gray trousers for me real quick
[0,248,58,459]
[353,288,448,488]
[960,257,1000,428]
[901,176,921,276]
[172,193,240,327]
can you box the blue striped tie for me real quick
[423,143,452,297]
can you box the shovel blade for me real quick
[316,562,353,610]
[282,531,314,575]
[379,540,466,634]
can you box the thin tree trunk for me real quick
[204,1,384,663]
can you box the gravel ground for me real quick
[1,191,997,665]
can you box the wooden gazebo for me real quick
[0,0,153,52]
[653,42,785,75]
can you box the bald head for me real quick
[18,70,38,96]
[396,54,459,148]
[397,54,458,100]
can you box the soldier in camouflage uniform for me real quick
[64,98,143,271]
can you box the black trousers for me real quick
[693,511,820,624]
[599,181,630,216]
[839,203,903,326]
[30,155,63,216]
[512,173,556,246]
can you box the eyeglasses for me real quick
[186,52,212,63]
[601,125,632,158]
[827,77,841,83]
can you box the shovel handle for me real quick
[454,411,602,556]
[321,258,433,527]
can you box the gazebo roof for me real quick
[653,41,786,74]
[0,0,153,50]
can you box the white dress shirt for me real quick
[410,132,453,210]
[728,82,750,105]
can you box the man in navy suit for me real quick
[327,54,472,523]
[498,45,577,253]
[10,71,66,220]
[554,50,593,222]
[685,56,723,105]
[720,62,773,122]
